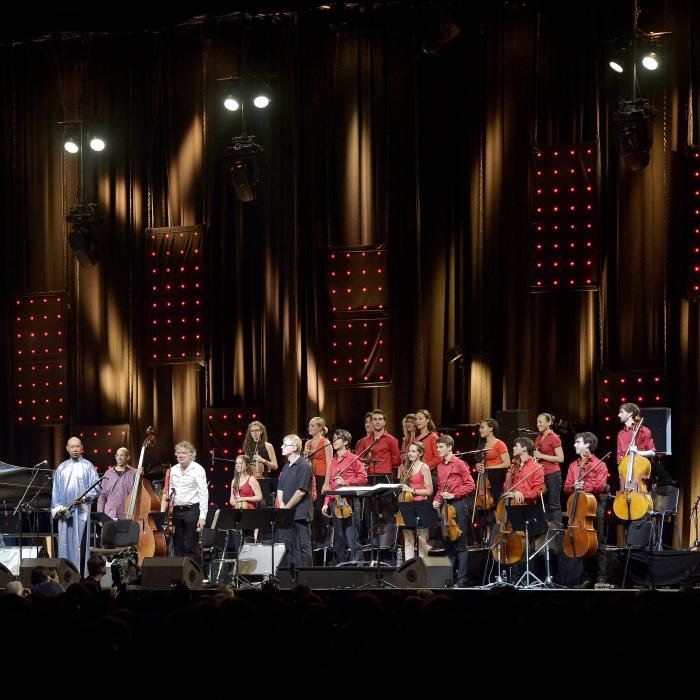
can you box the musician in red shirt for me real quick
[354,408,401,481]
[432,435,475,587]
[505,438,544,504]
[563,432,611,588]
[322,429,367,563]
[534,412,564,525]
[617,403,656,464]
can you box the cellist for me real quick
[321,430,367,564]
[504,438,544,505]
[617,403,656,464]
[432,435,475,587]
[563,432,611,588]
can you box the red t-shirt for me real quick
[563,455,608,496]
[415,432,441,470]
[507,457,544,502]
[305,436,331,477]
[534,431,562,475]
[617,424,656,464]
[355,432,401,475]
[433,456,475,504]
[484,439,509,468]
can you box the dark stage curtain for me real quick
[1,2,699,542]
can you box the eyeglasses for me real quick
[332,435,343,441]
[281,443,295,449]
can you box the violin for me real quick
[562,449,598,558]
[490,459,525,564]
[395,455,416,527]
[473,448,494,513]
[613,416,653,521]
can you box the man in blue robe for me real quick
[51,436,101,575]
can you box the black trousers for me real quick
[173,504,200,558]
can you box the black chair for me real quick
[91,519,139,555]
[650,485,680,551]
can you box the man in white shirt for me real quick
[161,441,208,558]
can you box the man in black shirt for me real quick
[83,554,107,596]
[277,434,313,567]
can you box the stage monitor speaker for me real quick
[495,410,529,440]
[141,557,203,589]
[392,556,453,589]
[0,563,13,588]
[19,557,80,588]
[640,407,672,454]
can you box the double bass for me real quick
[562,450,598,558]
[124,426,166,565]
[613,417,653,521]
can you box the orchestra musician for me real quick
[354,408,401,483]
[400,413,417,459]
[399,441,433,560]
[504,438,544,504]
[414,408,442,471]
[97,446,136,520]
[617,403,656,463]
[563,431,611,589]
[474,418,511,501]
[160,441,208,558]
[243,421,279,479]
[51,437,101,575]
[533,413,565,525]
[229,455,263,508]
[304,416,333,505]
[433,435,475,587]
[355,412,374,454]
[322,429,367,563]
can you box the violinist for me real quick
[533,413,565,525]
[230,455,263,509]
[563,432,611,588]
[399,442,433,560]
[354,409,401,481]
[474,418,511,501]
[322,430,367,563]
[243,421,278,478]
[617,403,656,464]
[432,435,475,587]
[414,408,442,471]
[505,438,544,504]
[355,412,373,454]
[400,413,417,459]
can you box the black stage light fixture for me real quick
[225,134,264,203]
[612,98,656,171]
[66,203,100,266]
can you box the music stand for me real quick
[506,503,548,588]
[398,502,439,531]
[212,508,242,586]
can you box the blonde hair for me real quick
[174,441,196,457]
[284,434,303,453]
[309,417,328,435]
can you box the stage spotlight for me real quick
[608,48,626,73]
[89,135,106,152]
[224,95,240,111]
[64,137,79,154]
[253,95,270,109]
[613,98,656,171]
[225,134,264,203]
[641,51,659,70]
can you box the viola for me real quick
[441,500,461,542]
[562,450,598,558]
[490,459,525,564]
[124,426,166,565]
[613,416,653,521]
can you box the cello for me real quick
[490,460,525,565]
[562,450,598,558]
[613,417,653,521]
[124,426,166,565]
